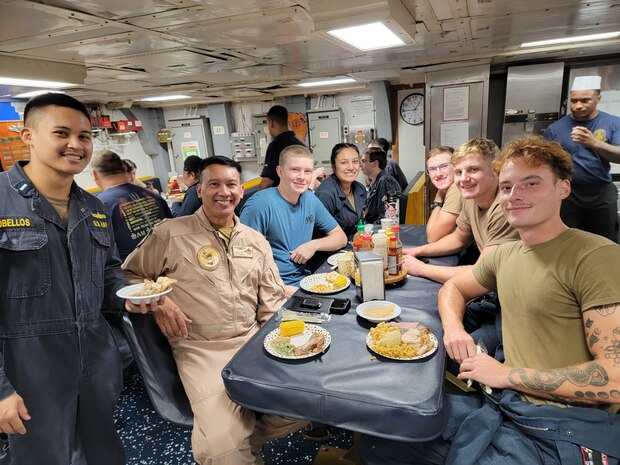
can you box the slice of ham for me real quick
[293,332,325,356]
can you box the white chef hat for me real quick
[571,76,602,91]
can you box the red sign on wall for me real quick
[0,121,29,171]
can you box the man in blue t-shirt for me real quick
[544,75,620,242]
[241,145,347,292]
[92,150,171,260]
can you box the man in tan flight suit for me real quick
[123,156,307,465]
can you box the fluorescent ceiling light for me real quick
[139,95,191,102]
[521,31,620,48]
[15,89,65,98]
[327,22,405,51]
[298,78,356,88]
[0,77,75,88]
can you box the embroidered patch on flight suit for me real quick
[232,245,253,258]
[91,212,108,228]
[593,129,607,143]
[0,217,31,228]
[197,245,221,270]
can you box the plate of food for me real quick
[264,321,331,359]
[327,251,350,266]
[116,277,177,304]
[299,272,350,295]
[356,301,401,323]
[366,321,438,361]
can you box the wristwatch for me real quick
[430,201,444,209]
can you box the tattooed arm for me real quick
[458,303,620,404]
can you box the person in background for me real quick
[315,143,367,238]
[171,155,202,217]
[122,158,159,194]
[123,156,307,465]
[544,75,620,242]
[361,146,402,225]
[241,145,347,294]
[258,105,305,190]
[0,92,142,465]
[368,137,408,191]
[425,146,463,243]
[360,135,620,465]
[92,150,172,261]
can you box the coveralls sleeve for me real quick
[310,194,339,234]
[314,185,337,216]
[256,237,288,324]
[103,222,129,312]
[172,187,201,218]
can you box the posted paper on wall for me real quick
[440,122,469,148]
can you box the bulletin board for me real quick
[0,121,29,171]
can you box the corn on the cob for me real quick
[279,320,305,337]
[333,275,348,288]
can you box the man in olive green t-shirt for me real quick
[404,138,519,284]
[360,136,620,465]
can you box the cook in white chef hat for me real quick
[571,76,602,91]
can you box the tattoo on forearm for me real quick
[592,304,617,317]
[588,328,601,349]
[602,327,620,367]
[508,363,609,392]
[585,318,594,328]
[575,389,620,400]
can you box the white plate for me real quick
[116,283,173,304]
[356,301,402,323]
[264,324,331,359]
[365,326,438,361]
[327,251,348,266]
[299,273,350,295]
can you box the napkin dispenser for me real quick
[354,251,385,302]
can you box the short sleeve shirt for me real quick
[456,192,519,251]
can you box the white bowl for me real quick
[356,300,401,323]
[116,283,172,305]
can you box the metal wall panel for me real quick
[502,62,564,144]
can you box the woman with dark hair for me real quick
[314,143,367,237]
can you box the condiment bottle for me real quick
[391,224,403,272]
[388,235,400,276]
[352,220,365,252]
[361,231,373,251]
[372,229,388,276]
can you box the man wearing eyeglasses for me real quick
[425,146,463,243]
[360,147,402,225]
[403,138,519,284]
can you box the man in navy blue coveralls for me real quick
[0,93,148,464]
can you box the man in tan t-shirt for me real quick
[404,138,519,284]
[425,146,463,243]
[360,136,620,465]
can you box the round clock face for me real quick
[400,93,424,125]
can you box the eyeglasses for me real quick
[426,162,451,175]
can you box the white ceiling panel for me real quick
[0,0,619,105]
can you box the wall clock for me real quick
[400,93,424,125]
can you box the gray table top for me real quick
[222,225,458,442]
